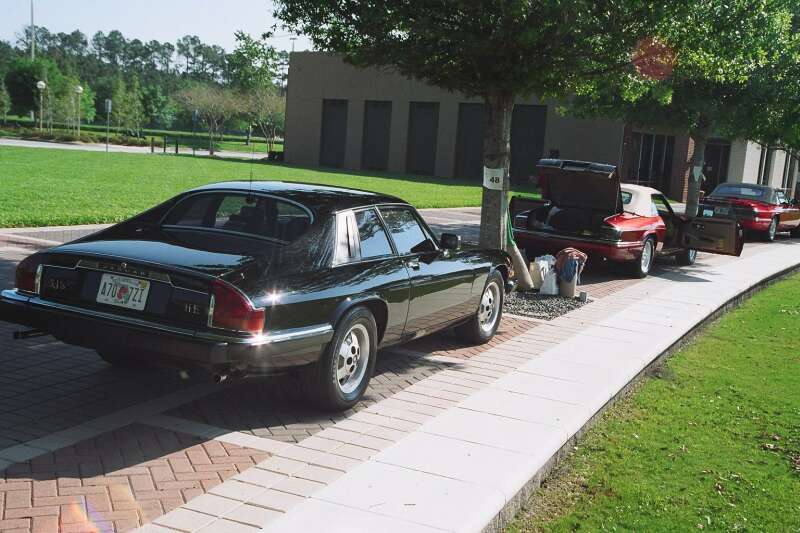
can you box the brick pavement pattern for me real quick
[0,424,268,532]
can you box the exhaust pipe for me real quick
[13,329,46,340]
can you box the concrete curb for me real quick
[480,260,800,533]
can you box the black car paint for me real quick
[1,182,510,377]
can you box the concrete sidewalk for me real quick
[0,137,266,160]
[134,239,799,533]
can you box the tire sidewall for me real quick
[321,307,377,409]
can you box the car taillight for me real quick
[209,280,265,334]
[15,255,43,294]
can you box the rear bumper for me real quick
[0,289,333,375]
[513,230,643,262]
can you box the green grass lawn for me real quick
[0,145,537,227]
[509,273,800,532]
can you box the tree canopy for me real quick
[274,0,687,248]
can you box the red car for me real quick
[511,159,744,277]
[699,183,800,241]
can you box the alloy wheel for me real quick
[768,218,777,240]
[478,281,501,334]
[336,323,370,395]
[640,239,654,274]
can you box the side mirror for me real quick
[440,233,461,251]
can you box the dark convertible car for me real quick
[0,182,512,410]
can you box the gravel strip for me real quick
[504,290,588,320]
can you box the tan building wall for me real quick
[727,140,797,192]
[285,52,625,178]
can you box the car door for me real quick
[774,190,800,229]
[378,206,476,338]
[679,217,744,256]
[333,208,412,346]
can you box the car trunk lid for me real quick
[537,159,622,213]
[34,237,263,330]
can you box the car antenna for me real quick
[246,139,256,204]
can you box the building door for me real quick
[319,99,348,168]
[510,105,548,183]
[703,141,731,192]
[361,101,392,171]
[454,103,485,181]
[406,102,439,175]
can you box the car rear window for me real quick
[163,193,312,243]
[712,184,768,200]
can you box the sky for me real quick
[0,0,313,53]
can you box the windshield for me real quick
[163,193,312,243]
[711,184,769,201]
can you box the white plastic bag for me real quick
[540,270,559,295]
[531,255,556,290]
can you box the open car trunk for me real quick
[511,160,621,237]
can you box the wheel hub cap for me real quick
[337,324,369,395]
[478,282,500,333]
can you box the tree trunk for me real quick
[685,121,711,218]
[208,125,215,156]
[246,125,251,146]
[479,90,515,251]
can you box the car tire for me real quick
[629,237,656,278]
[455,270,504,345]
[305,306,377,412]
[676,248,697,266]
[791,225,800,238]
[762,217,778,242]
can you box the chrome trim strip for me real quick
[513,229,641,248]
[75,259,173,285]
[197,324,334,346]
[0,289,331,347]
[1,289,30,303]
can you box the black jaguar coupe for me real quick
[1,182,513,410]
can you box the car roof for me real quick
[714,182,773,192]
[187,181,408,213]
[621,183,663,196]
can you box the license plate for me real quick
[96,274,150,311]
[715,206,730,216]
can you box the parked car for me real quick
[511,159,744,278]
[0,182,513,411]
[698,182,800,241]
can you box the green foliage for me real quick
[141,84,177,129]
[0,146,538,227]
[110,76,145,132]
[226,31,279,90]
[273,1,675,100]
[509,272,800,532]
[3,57,61,114]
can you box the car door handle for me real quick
[407,259,420,270]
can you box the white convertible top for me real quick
[621,183,662,217]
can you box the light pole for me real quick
[36,80,46,131]
[74,85,83,139]
[105,98,112,153]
